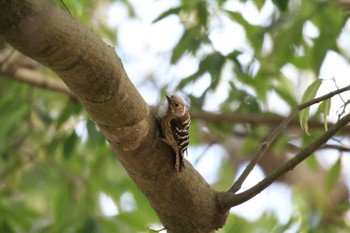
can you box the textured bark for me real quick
[0,0,228,232]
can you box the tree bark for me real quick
[0,0,228,232]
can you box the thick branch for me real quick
[0,1,228,232]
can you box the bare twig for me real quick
[321,144,350,152]
[227,84,350,194]
[1,66,79,102]
[190,111,350,134]
[194,143,215,166]
[332,78,346,104]
[287,141,350,153]
[219,112,350,209]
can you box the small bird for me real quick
[158,94,191,171]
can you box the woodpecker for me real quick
[158,94,191,172]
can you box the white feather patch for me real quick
[158,100,169,117]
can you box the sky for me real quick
[95,0,350,227]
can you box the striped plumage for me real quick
[159,94,190,171]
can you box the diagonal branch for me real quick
[227,84,350,194]
[219,112,350,209]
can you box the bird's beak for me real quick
[165,95,171,102]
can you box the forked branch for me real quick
[219,84,350,210]
[220,112,350,208]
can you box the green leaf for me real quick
[171,27,205,64]
[264,21,303,70]
[152,7,182,23]
[326,157,342,192]
[311,2,344,75]
[273,75,298,108]
[77,218,98,233]
[305,153,318,171]
[272,134,289,156]
[312,31,333,75]
[63,131,78,159]
[272,0,290,11]
[204,52,226,90]
[215,158,235,191]
[225,10,263,53]
[197,1,208,28]
[56,102,82,128]
[181,0,197,9]
[225,10,250,30]
[178,52,225,90]
[317,98,331,131]
[87,118,105,145]
[242,136,260,154]
[299,79,322,135]
[35,106,53,125]
[147,228,160,233]
[254,0,265,10]
[291,56,311,69]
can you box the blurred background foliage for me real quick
[1,0,350,232]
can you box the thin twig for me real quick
[287,141,350,153]
[60,0,72,15]
[220,112,350,209]
[1,67,79,102]
[321,144,350,152]
[194,142,215,166]
[190,111,350,134]
[332,77,346,104]
[227,84,350,194]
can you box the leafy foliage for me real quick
[299,79,322,134]
[0,79,158,232]
[1,0,350,232]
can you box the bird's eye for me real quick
[174,103,179,107]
